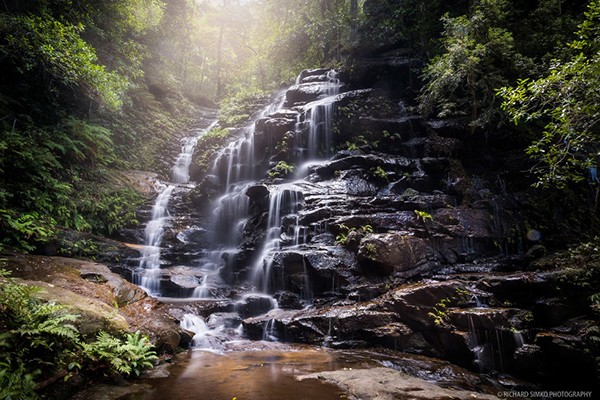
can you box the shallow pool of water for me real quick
[125,343,372,400]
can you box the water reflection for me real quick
[125,344,359,400]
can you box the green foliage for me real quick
[370,166,389,181]
[559,239,600,306]
[0,113,145,250]
[414,209,434,223]
[0,270,80,399]
[58,117,116,170]
[0,210,57,252]
[335,223,373,246]
[82,331,158,377]
[73,184,144,235]
[345,141,360,151]
[499,0,600,188]
[553,239,600,369]
[0,270,157,398]
[359,0,460,58]
[268,161,295,179]
[382,130,402,142]
[342,134,379,151]
[219,88,269,127]
[428,297,451,326]
[0,13,130,110]
[427,287,471,326]
[193,127,232,177]
[363,242,378,261]
[418,0,527,131]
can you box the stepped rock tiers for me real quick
[108,67,597,395]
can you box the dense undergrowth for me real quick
[0,268,157,399]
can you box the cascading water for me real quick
[296,71,340,161]
[174,70,344,343]
[210,93,287,244]
[305,73,340,160]
[137,184,175,295]
[180,314,224,349]
[135,121,217,296]
[201,70,341,308]
[135,69,342,334]
[250,185,304,293]
[172,137,198,184]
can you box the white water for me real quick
[304,72,340,160]
[174,121,218,184]
[180,314,224,349]
[250,184,304,293]
[136,121,217,296]
[137,184,175,295]
[137,69,341,307]
[191,249,231,298]
[203,69,341,306]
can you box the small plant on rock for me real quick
[414,209,433,223]
[268,161,295,178]
[428,297,451,326]
[363,242,378,261]
[335,224,373,246]
[370,166,389,181]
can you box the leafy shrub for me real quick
[0,269,80,399]
[74,184,145,235]
[0,210,57,253]
[219,87,269,127]
[82,331,158,377]
[1,14,129,109]
[0,269,157,399]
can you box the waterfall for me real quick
[136,184,175,295]
[210,91,287,245]
[250,185,304,293]
[300,71,340,161]
[191,250,229,298]
[135,121,217,296]
[180,314,224,349]
[205,70,340,299]
[174,121,218,184]
[135,69,341,301]
[262,318,278,341]
[172,137,197,184]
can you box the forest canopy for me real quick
[0,0,598,252]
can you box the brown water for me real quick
[125,344,372,400]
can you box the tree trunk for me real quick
[350,0,358,42]
[216,24,225,99]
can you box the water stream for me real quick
[133,121,218,296]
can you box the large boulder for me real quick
[357,233,437,276]
[2,255,190,353]
[379,280,464,328]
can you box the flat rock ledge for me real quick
[297,367,499,400]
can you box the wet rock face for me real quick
[357,233,435,276]
[115,65,597,392]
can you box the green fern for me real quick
[0,269,158,398]
[83,331,158,377]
